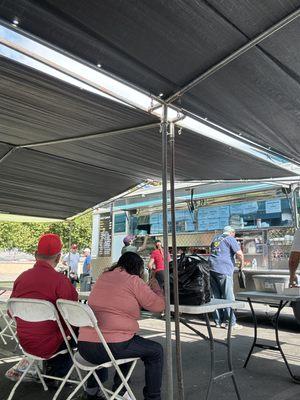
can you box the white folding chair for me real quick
[0,299,18,346]
[7,298,83,400]
[56,299,140,400]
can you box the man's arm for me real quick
[137,235,148,252]
[289,251,300,286]
[62,254,68,266]
[235,250,244,269]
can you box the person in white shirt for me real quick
[63,244,80,287]
[289,229,300,287]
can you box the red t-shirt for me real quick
[10,260,78,358]
[150,249,171,271]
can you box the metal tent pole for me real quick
[169,123,185,399]
[161,104,173,400]
[291,184,300,229]
[67,221,72,278]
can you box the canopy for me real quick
[0,3,299,399]
[0,1,299,162]
[0,56,291,219]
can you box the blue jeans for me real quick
[78,335,163,400]
[210,271,236,325]
[80,274,91,291]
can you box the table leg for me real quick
[204,310,242,400]
[243,297,257,368]
[274,301,300,383]
[204,313,215,400]
[244,298,300,383]
[227,309,242,400]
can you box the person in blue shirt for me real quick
[80,248,92,292]
[209,226,244,329]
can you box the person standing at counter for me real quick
[121,234,148,255]
[289,229,300,287]
[147,240,171,288]
[209,226,244,329]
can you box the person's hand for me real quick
[149,277,163,293]
[289,274,299,287]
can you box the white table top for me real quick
[170,299,245,315]
[77,293,245,315]
[237,290,300,303]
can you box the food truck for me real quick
[91,180,300,320]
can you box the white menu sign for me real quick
[265,199,281,214]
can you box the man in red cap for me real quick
[10,233,78,379]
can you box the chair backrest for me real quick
[8,298,59,322]
[56,299,118,364]
[7,298,72,355]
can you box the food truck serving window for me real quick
[198,197,292,231]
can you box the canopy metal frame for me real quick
[164,7,300,104]
[0,6,300,400]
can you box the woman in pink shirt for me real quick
[78,252,165,400]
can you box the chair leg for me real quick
[112,361,137,400]
[52,365,75,400]
[7,359,34,400]
[65,370,94,400]
[92,371,110,400]
[73,364,85,390]
[34,363,48,391]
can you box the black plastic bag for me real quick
[170,254,211,306]
[238,269,246,289]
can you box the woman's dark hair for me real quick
[108,252,144,277]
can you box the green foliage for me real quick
[0,212,92,254]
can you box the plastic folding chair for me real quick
[56,299,140,400]
[7,298,83,400]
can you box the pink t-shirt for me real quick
[79,268,165,344]
[150,249,171,271]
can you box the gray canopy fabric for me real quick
[34,127,293,182]
[0,144,141,219]
[1,0,299,162]
[0,1,298,219]
[0,56,290,219]
[0,57,157,145]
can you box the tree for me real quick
[0,212,92,254]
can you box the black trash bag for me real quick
[170,254,211,306]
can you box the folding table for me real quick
[237,290,300,383]
[171,299,245,400]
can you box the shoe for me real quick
[43,378,60,389]
[224,323,243,331]
[214,323,221,328]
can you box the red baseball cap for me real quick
[37,233,63,256]
[71,244,78,249]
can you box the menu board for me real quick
[99,213,112,257]
[219,205,230,218]
[265,199,281,214]
[230,203,244,215]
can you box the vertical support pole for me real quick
[161,104,173,400]
[169,123,185,400]
[292,184,300,229]
[67,221,72,277]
